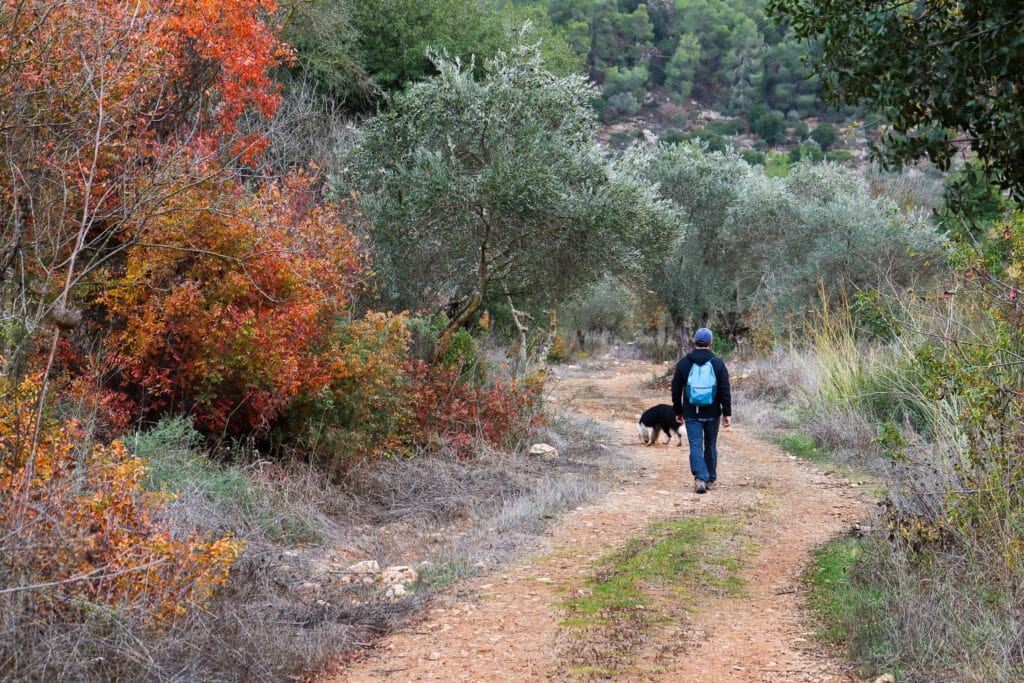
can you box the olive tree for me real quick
[349,41,678,347]
[635,142,753,331]
[637,143,943,337]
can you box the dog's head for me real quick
[637,422,653,445]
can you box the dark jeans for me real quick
[685,417,719,483]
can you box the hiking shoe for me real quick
[695,479,707,494]
[706,481,716,491]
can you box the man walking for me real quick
[671,327,731,494]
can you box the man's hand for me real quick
[675,414,683,424]
[722,416,731,428]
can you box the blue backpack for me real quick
[687,360,717,408]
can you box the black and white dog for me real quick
[637,404,683,446]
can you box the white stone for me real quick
[385,583,409,598]
[347,560,380,574]
[528,443,558,458]
[382,565,418,585]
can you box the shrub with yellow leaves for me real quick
[1,373,240,624]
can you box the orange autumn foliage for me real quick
[0,0,291,369]
[102,173,371,436]
[1,0,288,154]
[0,374,240,621]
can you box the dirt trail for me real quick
[331,360,873,682]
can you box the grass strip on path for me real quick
[557,515,748,678]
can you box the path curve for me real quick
[329,360,872,682]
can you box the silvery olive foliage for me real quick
[636,143,943,332]
[348,40,679,333]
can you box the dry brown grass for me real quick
[1,411,627,681]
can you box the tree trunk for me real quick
[434,236,492,362]
[506,293,531,378]
[535,309,556,372]
[435,290,483,363]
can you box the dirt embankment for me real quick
[329,360,874,682]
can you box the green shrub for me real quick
[660,128,687,146]
[763,151,790,176]
[670,111,689,128]
[789,142,823,163]
[748,108,786,144]
[811,123,839,150]
[825,150,854,163]
[405,312,448,361]
[740,149,765,165]
[286,314,412,470]
[605,92,641,120]
[439,328,478,368]
[136,418,324,543]
[687,129,727,152]
[790,210,1024,679]
[704,118,745,136]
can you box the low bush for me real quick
[825,150,854,164]
[660,127,688,146]
[686,129,727,152]
[285,312,411,472]
[405,361,546,458]
[740,149,765,166]
[99,172,372,438]
[1,375,240,679]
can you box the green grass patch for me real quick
[565,517,746,622]
[419,559,477,589]
[805,536,897,673]
[773,432,830,463]
[134,417,323,544]
[557,515,747,677]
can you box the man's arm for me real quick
[671,360,687,421]
[716,359,731,426]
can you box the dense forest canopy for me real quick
[280,0,846,127]
[538,0,831,120]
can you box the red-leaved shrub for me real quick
[405,361,546,458]
[101,173,370,436]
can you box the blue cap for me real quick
[694,328,713,345]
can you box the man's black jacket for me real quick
[671,348,731,420]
